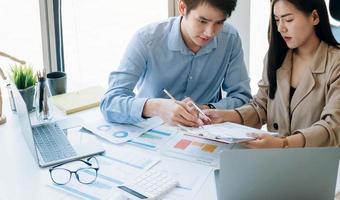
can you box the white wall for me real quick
[228,0,251,70]
[0,0,44,72]
[249,0,271,93]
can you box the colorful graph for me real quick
[128,128,173,150]
[174,139,217,153]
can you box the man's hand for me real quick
[143,98,203,127]
[182,97,211,123]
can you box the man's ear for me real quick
[311,10,320,25]
[178,0,187,16]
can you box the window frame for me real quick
[39,0,64,72]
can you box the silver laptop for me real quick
[215,148,340,200]
[13,84,105,168]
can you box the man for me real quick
[100,0,251,126]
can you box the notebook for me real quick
[13,84,105,167]
[51,85,106,114]
[216,148,340,200]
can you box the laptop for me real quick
[13,84,105,168]
[215,148,340,200]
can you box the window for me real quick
[0,0,43,72]
[61,1,168,90]
[249,0,271,94]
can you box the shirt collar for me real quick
[309,41,328,73]
[282,41,328,73]
[168,16,217,56]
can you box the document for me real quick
[162,134,231,167]
[84,117,163,144]
[128,124,176,150]
[48,147,160,200]
[179,122,278,143]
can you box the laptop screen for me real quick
[12,84,39,162]
[218,148,340,200]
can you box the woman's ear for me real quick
[178,0,187,16]
[311,10,320,25]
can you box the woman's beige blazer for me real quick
[236,41,340,147]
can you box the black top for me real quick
[290,86,296,102]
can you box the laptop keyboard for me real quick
[32,123,77,162]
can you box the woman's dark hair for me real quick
[182,0,237,17]
[267,0,339,99]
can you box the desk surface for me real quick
[0,87,339,200]
[0,88,218,200]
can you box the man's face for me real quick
[180,2,227,52]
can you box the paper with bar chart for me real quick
[128,125,176,150]
[48,147,160,200]
[162,134,231,167]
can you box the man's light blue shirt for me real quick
[100,17,251,123]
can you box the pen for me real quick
[163,89,211,122]
[163,89,176,100]
[189,101,211,121]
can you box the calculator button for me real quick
[117,170,179,200]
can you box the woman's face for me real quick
[273,0,319,49]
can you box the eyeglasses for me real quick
[49,157,99,185]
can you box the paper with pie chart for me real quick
[85,118,163,144]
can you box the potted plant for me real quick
[11,64,37,112]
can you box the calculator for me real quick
[117,170,179,200]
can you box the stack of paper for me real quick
[51,85,106,114]
[178,122,278,143]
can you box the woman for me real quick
[203,0,340,148]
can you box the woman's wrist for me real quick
[224,110,243,124]
[281,137,289,148]
[283,133,306,148]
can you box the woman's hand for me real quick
[241,133,283,149]
[202,109,243,124]
[201,109,228,124]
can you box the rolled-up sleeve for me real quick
[100,32,149,124]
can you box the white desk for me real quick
[0,87,339,200]
[0,89,219,200]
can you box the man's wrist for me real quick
[204,103,216,109]
[142,98,160,118]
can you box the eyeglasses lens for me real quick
[77,168,97,184]
[50,168,71,185]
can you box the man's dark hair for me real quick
[182,0,237,17]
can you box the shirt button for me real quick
[273,123,279,130]
[189,76,192,80]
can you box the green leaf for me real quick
[11,64,37,89]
